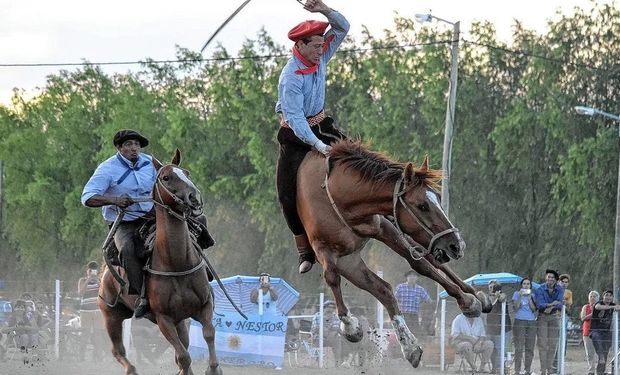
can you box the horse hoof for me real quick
[126,366,138,375]
[406,345,423,368]
[476,291,493,313]
[205,365,223,375]
[340,316,363,343]
[460,293,482,318]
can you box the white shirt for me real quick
[451,314,486,338]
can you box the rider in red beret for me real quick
[275,0,350,274]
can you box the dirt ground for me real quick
[1,346,595,375]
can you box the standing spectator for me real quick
[512,277,537,375]
[558,274,573,312]
[311,300,345,367]
[394,270,431,341]
[487,280,513,374]
[77,261,104,361]
[591,290,620,375]
[534,268,564,375]
[451,312,494,373]
[581,290,599,375]
[250,273,279,315]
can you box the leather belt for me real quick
[279,110,325,128]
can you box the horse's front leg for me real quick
[430,259,492,313]
[315,248,363,345]
[336,253,423,368]
[195,294,222,375]
[156,314,194,375]
[371,217,481,317]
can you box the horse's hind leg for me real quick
[317,251,363,345]
[156,315,194,375]
[195,298,222,375]
[336,253,423,369]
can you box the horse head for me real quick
[396,156,465,264]
[152,149,203,217]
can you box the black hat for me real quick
[87,261,99,270]
[113,129,149,148]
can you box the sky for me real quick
[0,0,614,105]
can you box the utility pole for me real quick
[441,21,460,216]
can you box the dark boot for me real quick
[295,234,315,274]
[596,363,606,375]
[134,275,149,319]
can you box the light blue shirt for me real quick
[81,152,156,222]
[512,291,536,321]
[275,9,350,147]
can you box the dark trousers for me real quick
[591,329,611,370]
[114,219,148,295]
[513,319,537,373]
[537,313,560,374]
[276,118,345,235]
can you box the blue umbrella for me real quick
[438,272,540,299]
[210,275,300,315]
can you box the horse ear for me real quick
[403,163,415,187]
[171,148,182,166]
[420,155,429,173]
[152,156,163,171]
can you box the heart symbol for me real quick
[225,321,232,327]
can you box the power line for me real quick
[0,41,452,68]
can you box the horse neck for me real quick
[153,206,196,269]
[330,170,395,218]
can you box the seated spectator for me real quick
[32,300,52,349]
[311,300,345,367]
[5,300,39,352]
[451,312,494,373]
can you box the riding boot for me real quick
[295,234,315,274]
[596,363,606,375]
[134,274,149,319]
[193,214,216,249]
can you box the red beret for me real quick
[288,20,329,42]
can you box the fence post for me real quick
[54,280,60,359]
[614,311,618,375]
[559,305,566,375]
[500,300,506,375]
[440,298,446,371]
[319,292,324,368]
[377,271,384,347]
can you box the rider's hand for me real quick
[114,196,134,208]
[303,0,330,13]
[314,141,332,156]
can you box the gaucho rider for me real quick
[81,129,214,318]
[275,0,349,274]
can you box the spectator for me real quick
[450,312,494,373]
[32,300,52,350]
[512,277,537,375]
[487,280,513,374]
[394,270,431,341]
[77,261,105,361]
[534,268,564,375]
[311,300,346,367]
[590,290,620,375]
[4,299,39,353]
[250,273,279,315]
[559,274,573,312]
[581,290,599,375]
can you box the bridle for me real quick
[391,170,460,260]
[152,165,203,221]
[323,157,459,260]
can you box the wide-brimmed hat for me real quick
[113,129,149,148]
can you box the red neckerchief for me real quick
[293,34,335,75]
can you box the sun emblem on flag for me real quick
[228,335,241,349]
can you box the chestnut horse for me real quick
[98,149,221,375]
[297,140,491,368]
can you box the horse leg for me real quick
[316,249,363,344]
[102,310,137,375]
[371,217,481,316]
[156,315,193,375]
[336,253,423,368]
[195,300,222,375]
[431,259,492,313]
[176,319,190,368]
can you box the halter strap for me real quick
[145,257,206,277]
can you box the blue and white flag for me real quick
[188,312,288,368]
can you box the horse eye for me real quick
[418,203,429,212]
[162,175,169,181]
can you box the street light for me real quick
[574,105,620,300]
[415,13,460,217]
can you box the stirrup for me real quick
[134,298,149,319]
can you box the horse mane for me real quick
[328,139,442,190]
